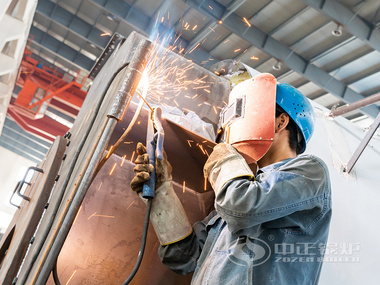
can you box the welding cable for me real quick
[122,198,152,285]
[52,259,61,285]
[49,60,130,285]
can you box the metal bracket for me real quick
[344,111,380,173]
[9,166,44,208]
[88,33,126,80]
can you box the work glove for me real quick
[130,142,192,245]
[204,143,255,194]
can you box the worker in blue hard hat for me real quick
[130,74,332,285]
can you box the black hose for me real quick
[51,61,129,285]
[122,198,153,285]
[52,259,61,285]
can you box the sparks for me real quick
[66,270,77,285]
[121,155,126,166]
[106,146,113,158]
[73,206,82,225]
[127,201,135,210]
[109,163,117,175]
[243,17,252,27]
[189,43,200,53]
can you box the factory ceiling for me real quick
[1,0,380,162]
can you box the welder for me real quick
[130,74,332,284]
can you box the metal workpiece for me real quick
[9,31,230,285]
[17,32,148,285]
[36,118,118,285]
[0,136,66,285]
[108,39,153,121]
[45,155,214,285]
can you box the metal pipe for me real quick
[35,117,117,284]
[16,40,129,285]
[34,39,153,285]
[329,92,380,117]
[108,39,153,121]
[345,111,380,173]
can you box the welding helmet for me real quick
[220,73,276,164]
[220,73,315,163]
[276,83,315,153]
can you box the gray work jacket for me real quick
[159,154,332,285]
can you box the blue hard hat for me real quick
[276,83,315,153]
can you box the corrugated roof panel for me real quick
[135,0,165,17]
[313,38,372,71]
[248,0,307,34]
[209,33,251,60]
[235,0,272,19]
[271,8,328,46]
[197,23,231,51]
[333,51,380,83]
[77,0,102,25]
[292,22,353,60]
[350,70,380,94]
[235,46,271,68]
[177,8,209,41]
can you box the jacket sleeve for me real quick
[157,210,218,275]
[215,155,329,234]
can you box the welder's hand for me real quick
[130,143,153,192]
[130,142,172,192]
[130,142,191,246]
[204,143,255,194]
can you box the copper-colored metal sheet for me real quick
[46,155,214,285]
[0,136,66,284]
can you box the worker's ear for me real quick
[275,113,289,133]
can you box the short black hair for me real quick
[275,105,303,154]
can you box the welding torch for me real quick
[123,107,164,285]
[142,107,164,198]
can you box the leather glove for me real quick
[204,143,255,194]
[130,142,172,192]
[130,142,192,245]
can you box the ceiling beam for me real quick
[183,0,379,118]
[302,0,380,53]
